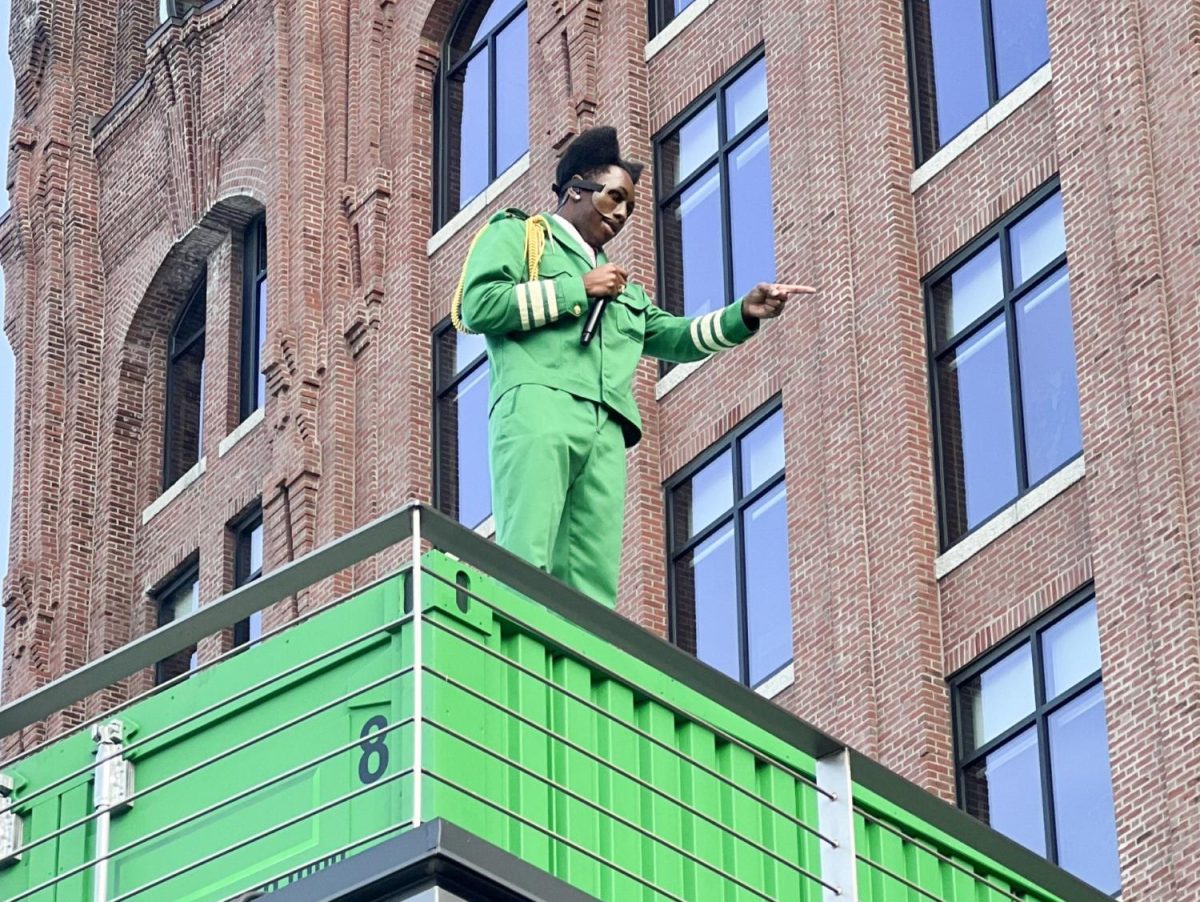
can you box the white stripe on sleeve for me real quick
[515,283,531,331]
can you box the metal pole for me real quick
[91,721,133,902]
[411,507,423,828]
[816,748,857,901]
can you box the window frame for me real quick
[904,0,1049,165]
[153,556,200,685]
[647,0,695,38]
[432,320,491,529]
[163,271,207,489]
[949,586,1110,882]
[231,504,264,648]
[240,214,268,422]
[925,178,1077,550]
[433,0,529,230]
[665,398,790,689]
[652,49,769,372]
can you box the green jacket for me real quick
[459,209,759,447]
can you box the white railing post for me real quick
[817,748,858,901]
[411,507,424,828]
[92,720,134,902]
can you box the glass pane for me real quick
[494,10,529,174]
[673,523,739,681]
[1042,599,1100,699]
[248,611,262,644]
[249,521,264,578]
[1049,685,1121,893]
[930,241,1003,344]
[991,0,1051,96]
[1010,192,1065,286]
[477,0,523,38]
[661,167,724,318]
[166,339,205,486]
[725,58,767,137]
[661,102,719,190]
[912,0,991,147]
[1016,267,1081,484]
[740,409,784,495]
[937,317,1018,542]
[963,727,1047,856]
[958,642,1036,751]
[728,124,775,301]
[451,48,490,212]
[438,360,492,530]
[456,330,488,373]
[157,576,199,683]
[744,485,791,686]
[672,0,696,16]
[255,278,267,410]
[672,450,733,541]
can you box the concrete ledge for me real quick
[935,455,1085,579]
[218,407,265,458]
[427,153,531,257]
[655,356,710,400]
[474,514,496,540]
[911,64,1052,193]
[645,0,721,61]
[142,456,207,525]
[755,660,795,700]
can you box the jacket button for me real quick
[573,304,582,316]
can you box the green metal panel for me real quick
[0,546,1101,901]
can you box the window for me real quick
[434,325,492,530]
[241,215,268,420]
[164,274,206,488]
[667,404,791,689]
[927,183,1080,548]
[160,0,203,21]
[232,508,264,647]
[951,593,1119,893]
[907,0,1050,163]
[435,0,529,228]
[154,562,200,685]
[655,54,773,333]
[648,0,700,38]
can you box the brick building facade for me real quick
[0,0,1196,898]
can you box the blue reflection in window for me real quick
[454,362,492,529]
[931,241,1003,343]
[494,10,529,174]
[667,102,718,189]
[256,279,268,410]
[744,484,790,686]
[991,0,1051,96]
[958,643,1036,751]
[728,125,775,301]
[683,524,739,681]
[476,0,522,37]
[1041,599,1100,699]
[1009,192,1065,285]
[1016,268,1081,484]
[937,317,1018,535]
[1049,685,1121,893]
[455,50,490,210]
[740,409,784,495]
[684,449,733,538]
[724,58,767,136]
[965,728,1047,856]
[667,167,724,318]
[925,0,990,144]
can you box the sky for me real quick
[0,0,16,684]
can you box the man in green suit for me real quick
[456,127,813,607]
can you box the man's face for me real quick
[563,165,637,249]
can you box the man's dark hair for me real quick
[552,126,644,199]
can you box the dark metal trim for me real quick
[239,214,267,421]
[163,270,208,489]
[924,178,1069,549]
[663,399,785,687]
[431,319,490,526]
[949,586,1114,886]
[264,818,601,902]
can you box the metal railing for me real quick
[0,503,1111,902]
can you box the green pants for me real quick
[489,384,626,607]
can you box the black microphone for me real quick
[580,296,610,346]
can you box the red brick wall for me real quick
[0,0,1196,896]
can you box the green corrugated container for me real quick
[0,549,1104,901]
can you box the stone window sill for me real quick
[910,63,1052,194]
[655,356,711,400]
[645,0,722,62]
[427,154,532,258]
[755,661,795,700]
[218,407,264,458]
[934,455,1085,579]
[142,456,207,525]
